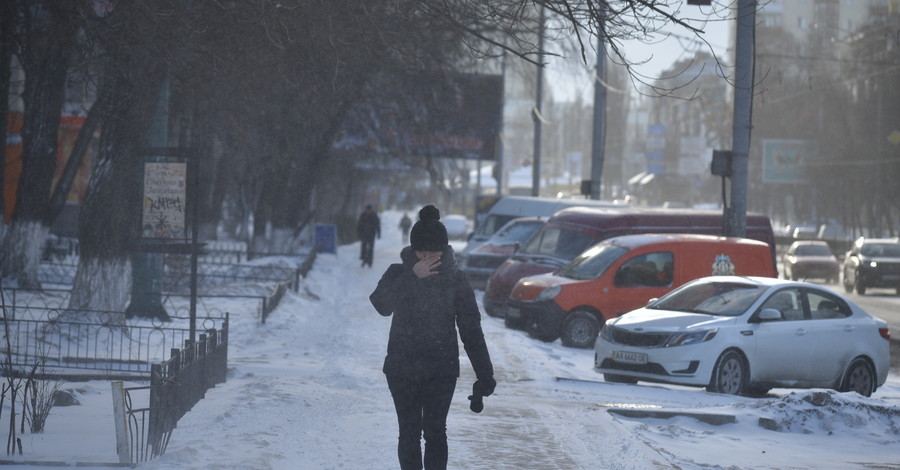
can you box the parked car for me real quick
[782,240,840,283]
[842,237,900,295]
[507,234,777,348]
[442,214,471,240]
[460,217,545,290]
[594,276,890,397]
[462,195,623,264]
[483,206,776,319]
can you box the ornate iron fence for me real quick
[1,310,227,381]
[112,322,228,464]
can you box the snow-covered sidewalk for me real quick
[9,210,900,469]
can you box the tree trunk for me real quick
[69,63,165,312]
[0,4,77,288]
[0,2,13,218]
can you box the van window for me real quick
[613,252,674,287]
[522,226,595,260]
[558,244,628,280]
[474,214,517,237]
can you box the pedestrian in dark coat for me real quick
[370,204,495,470]
[399,213,412,243]
[357,204,381,267]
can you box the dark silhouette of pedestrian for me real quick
[370,205,495,470]
[357,204,381,267]
[399,213,412,243]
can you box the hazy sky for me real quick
[547,8,732,102]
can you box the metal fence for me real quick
[1,309,227,381]
[112,323,228,464]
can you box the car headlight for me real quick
[664,329,718,347]
[536,285,562,302]
[600,324,615,342]
[869,261,878,268]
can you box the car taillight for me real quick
[879,327,891,340]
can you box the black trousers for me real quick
[386,375,457,470]
[360,237,375,266]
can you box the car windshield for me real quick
[860,243,900,257]
[493,221,542,244]
[474,214,516,237]
[557,244,628,280]
[795,244,832,256]
[520,226,596,261]
[649,281,767,317]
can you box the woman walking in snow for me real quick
[370,204,496,470]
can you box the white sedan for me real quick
[594,276,890,397]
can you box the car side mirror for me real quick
[757,308,782,322]
[646,297,659,306]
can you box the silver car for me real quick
[594,276,890,397]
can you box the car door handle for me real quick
[795,328,808,336]
[844,325,855,332]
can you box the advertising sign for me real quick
[142,161,187,239]
[762,139,813,183]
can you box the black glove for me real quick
[474,377,496,397]
[467,377,496,414]
[468,382,484,413]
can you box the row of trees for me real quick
[0,0,728,315]
[750,12,900,237]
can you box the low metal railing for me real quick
[1,311,227,381]
[112,322,228,464]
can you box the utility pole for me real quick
[531,5,545,197]
[590,16,607,201]
[725,0,756,237]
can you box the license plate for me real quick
[612,351,648,364]
[506,307,521,319]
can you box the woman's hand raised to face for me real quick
[413,251,442,279]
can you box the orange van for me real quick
[506,233,777,349]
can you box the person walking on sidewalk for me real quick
[399,212,412,243]
[370,205,496,470]
[357,204,381,267]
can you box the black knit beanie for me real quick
[410,205,449,252]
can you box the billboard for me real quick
[762,139,814,183]
[335,73,503,161]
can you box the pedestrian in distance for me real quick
[357,204,381,267]
[370,204,496,470]
[399,212,412,243]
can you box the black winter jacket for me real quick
[370,246,494,381]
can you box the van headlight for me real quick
[536,285,562,302]
[664,329,718,347]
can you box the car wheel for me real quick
[839,358,875,397]
[504,316,526,330]
[707,350,747,395]
[604,374,639,384]
[560,310,600,349]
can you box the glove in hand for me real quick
[474,377,496,397]
[468,377,496,413]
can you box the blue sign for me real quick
[314,224,338,254]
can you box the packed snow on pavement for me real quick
[8,210,900,470]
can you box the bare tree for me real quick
[0,2,80,289]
